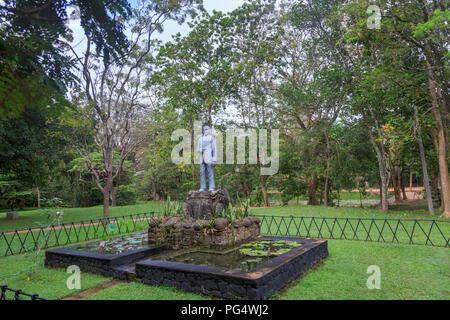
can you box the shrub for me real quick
[117,184,137,206]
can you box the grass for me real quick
[0,250,113,300]
[1,239,446,300]
[268,191,385,202]
[0,201,448,300]
[252,199,448,221]
[1,198,447,234]
[273,240,450,300]
[82,282,208,300]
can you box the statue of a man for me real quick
[198,125,217,191]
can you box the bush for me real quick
[117,184,137,206]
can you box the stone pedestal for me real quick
[6,212,18,220]
[148,216,261,250]
[182,189,230,219]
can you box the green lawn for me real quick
[0,250,113,300]
[1,199,448,234]
[0,201,165,232]
[274,240,450,300]
[1,239,447,300]
[267,191,386,202]
[252,200,448,221]
[82,282,209,300]
[0,202,448,300]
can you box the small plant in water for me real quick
[238,240,302,257]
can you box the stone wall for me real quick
[182,189,231,219]
[45,246,162,281]
[148,216,261,250]
[45,250,129,280]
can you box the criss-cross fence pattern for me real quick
[256,215,450,247]
[1,212,449,256]
[0,285,47,300]
[0,212,159,257]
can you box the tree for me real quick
[70,0,202,220]
[0,107,62,208]
[0,0,132,117]
[151,8,238,182]
[328,120,377,207]
[342,0,449,215]
[278,0,350,205]
[228,0,284,206]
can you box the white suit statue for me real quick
[197,125,217,191]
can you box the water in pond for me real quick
[73,231,150,254]
[163,239,302,271]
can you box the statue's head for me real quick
[203,125,211,135]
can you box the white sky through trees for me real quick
[65,0,246,123]
[66,0,246,58]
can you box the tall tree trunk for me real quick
[101,173,113,222]
[426,60,450,217]
[388,154,401,202]
[324,131,331,206]
[369,133,389,212]
[103,190,110,223]
[307,173,319,205]
[151,179,157,200]
[37,187,41,209]
[324,176,330,206]
[414,104,434,214]
[398,166,404,199]
[409,170,413,192]
[359,188,363,208]
[260,175,269,207]
[400,172,407,200]
[111,187,118,207]
[337,188,340,207]
[111,172,121,207]
[379,179,383,209]
[431,131,445,211]
[208,103,212,127]
[190,129,195,180]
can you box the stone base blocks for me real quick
[148,215,261,250]
[182,189,231,219]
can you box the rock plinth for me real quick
[182,189,231,219]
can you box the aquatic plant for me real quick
[238,240,302,257]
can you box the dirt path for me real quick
[60,280,124,300]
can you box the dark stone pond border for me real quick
[45,242,164,280]
[135,236,328,299]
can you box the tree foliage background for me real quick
[0,0,448,217]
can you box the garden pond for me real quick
[73,231,150,254]
[162,239,303,271]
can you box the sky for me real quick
[154,0,246,43]
[65,0,247,123]
[67,0,247,56]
